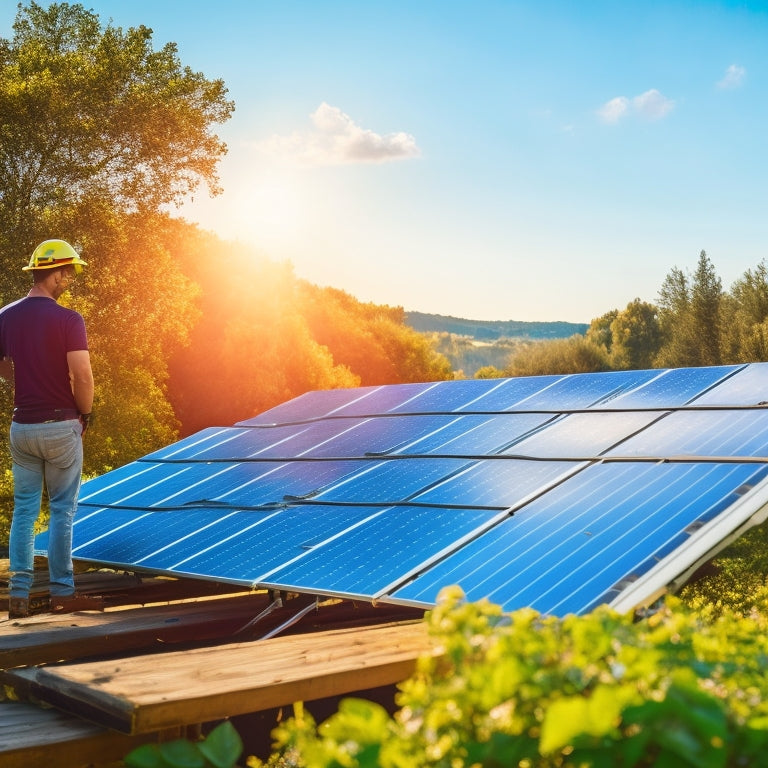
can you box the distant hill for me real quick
[405,312,588,341]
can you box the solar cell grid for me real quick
[410,458,579,508]
[386,377,512,413]
[608,365,741,407]
[692,361,768,404]
[261,504,501,598]
[392,461,768,614]
[168,505,390,583]
[240,385,383,425]
[502,410,661,457]
[313,457,481,505]
[515,369,660,410]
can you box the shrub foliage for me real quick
[256,586,768,767]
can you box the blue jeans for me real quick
[9,419,83,598]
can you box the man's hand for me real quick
[79,412,92,435]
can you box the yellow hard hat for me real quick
[22,239,87,273]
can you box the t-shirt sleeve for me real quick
[66,311,89,352]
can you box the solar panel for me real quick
[35,362,768,617]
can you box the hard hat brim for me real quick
[22,256,87,273]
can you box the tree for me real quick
[0,1,233,297]
[0,2,233,484]
[299,285,453,386]
[655,251,723,368]
[720,261,768,363]
[505,335,609,377]
[166,236,362,435]
[585,309,619,354]
[167,241,454,436]
[608,299,661,370]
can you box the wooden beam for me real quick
[3,620,437,734]
[0,700,156,768]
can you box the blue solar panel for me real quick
[608,365,740,407]
[36,363,768,618]
[391,461,768,614]
[259,505,501,598]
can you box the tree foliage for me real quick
[655,250,723,368]
[0,2,231,490]
[505,334,610,377]
[607,299,662,370]
[167,237,452,435]
[720,260,768,363]
[0,1,233,298]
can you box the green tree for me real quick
[0,2,234,536]
[720,260,768,363]
[608,299,662,370]
[655,251,723,368]
[585,308,619,354]
[0,2,233,297]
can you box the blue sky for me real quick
[3,1,767,322]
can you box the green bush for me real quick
[256,586,768,767]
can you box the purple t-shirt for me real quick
[0,296,88,418]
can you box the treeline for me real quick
[485,249,768,378]
[405,312,588,340]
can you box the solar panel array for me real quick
[35,363,768,616]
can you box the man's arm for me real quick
[67,349,94,416]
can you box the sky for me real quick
[2,0,768,323]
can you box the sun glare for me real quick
[183,166,307,251]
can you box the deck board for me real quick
[3,620,437,734]
[0,699,156,768]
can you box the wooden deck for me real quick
[0,559,433,766]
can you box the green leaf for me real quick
[156,739,206,768]
[198,721,243,768]
[124,743,165,768]
[540,686,626,753]
[318,698,391,745]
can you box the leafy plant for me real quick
[261,586,768,767]
[125,720,243,768]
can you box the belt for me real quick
[12,408,79,424]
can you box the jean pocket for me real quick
[42,429,79,469]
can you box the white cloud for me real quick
[597,96,630,123]
[258,103,421,166]
[597,89,674,124]
[632,89,675,120]
[717,64,746,89]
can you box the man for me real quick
[0,239,100,619]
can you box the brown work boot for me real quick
[8,597,29,619]
[50,593,105,614]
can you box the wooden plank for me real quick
[4,620,438,734]
[0,593,423,669]
[0,700,155,768]
[0,592,296,668]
